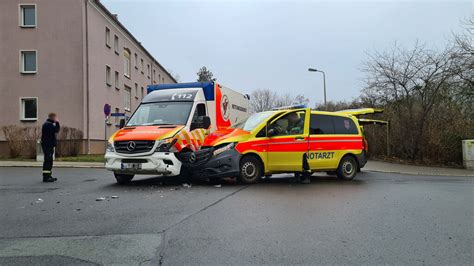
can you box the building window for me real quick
[114,71,119,89]
[152,69,156,83]
[105,27,111,47]
[158,74,161,84]
[124,86,131,111]
[114,35,119,54]
[134,83,138,99]
[141,87,144,99]
[105,65,111,86]
[123,48,131,78]
[162,77,165,83]
[147,64,150,78]
[19,4,36,28]
[20,97,38,121]
[140,59,144,73]
[20,50,37,73]
[134,53,138,69]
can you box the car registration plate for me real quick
[121,163,142,170]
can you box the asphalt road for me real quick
[0,167,472,265]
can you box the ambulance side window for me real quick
[310,114,335,134]
[190,103,207,130]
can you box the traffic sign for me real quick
[103,104,111,117]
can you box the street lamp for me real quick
[308,68,327,105]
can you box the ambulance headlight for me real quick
[106,142,115,152]
[155,138,177,153]
[213,142,236,156]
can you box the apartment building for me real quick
[0,0,176,155]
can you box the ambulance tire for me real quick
[238,155,262,184]
[336,156,357,180]
[114,173,134,184]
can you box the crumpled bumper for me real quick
[105,151,182,176]
[190,148,241,179]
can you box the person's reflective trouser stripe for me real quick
[42,170,52,173]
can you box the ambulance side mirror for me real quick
[119,119,126,129]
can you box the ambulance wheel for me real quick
[114,173,134,184]
[336,156,357,180]
[238,156,262,184]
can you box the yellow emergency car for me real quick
[190,107,380,183]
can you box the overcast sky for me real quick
[102,0,471,105]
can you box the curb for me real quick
[364,169,474,177]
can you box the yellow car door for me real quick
[266,109,309,172]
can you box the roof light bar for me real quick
[271,104,307,111]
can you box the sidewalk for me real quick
[0,160,103,168]
[364,160,474,177]
[0,159,472,177]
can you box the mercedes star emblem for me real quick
[127,141,136,151]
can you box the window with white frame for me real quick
[20,50,37,73]
[124,86,131,111]
[105,65,111,86]
[114,35,119,54]
[105,27,111,47]
[19,4,36,27]
[134,83,138,99]
[20,97,37,121]
[123,48,131,78]
[114,71,119,89]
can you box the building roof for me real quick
[93,0,177,83]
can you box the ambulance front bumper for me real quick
[191,149,241,179]
[105,151,182,176]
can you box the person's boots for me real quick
[43,172,56,182]
[300,172,311,184]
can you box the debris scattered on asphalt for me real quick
[35,198,44,203]
[56,201,60,204]
[182,183,192,188]
[160,195,164,198]
[213,184,222,188]
[111,196,119,199]
[76,208,81,211]
[95,197,106,201]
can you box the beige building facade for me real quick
[0,0,176,155]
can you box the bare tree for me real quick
[362,41,467,161]
[250,89,278,113]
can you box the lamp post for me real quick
[308,68,327,105]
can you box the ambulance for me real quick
[105,81,250,184]
[190,107,380,183]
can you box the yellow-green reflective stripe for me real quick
[42,170,51,173]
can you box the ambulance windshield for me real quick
[232,111,276,132]
[127,101,193,126]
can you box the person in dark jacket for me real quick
[41,113,60,182]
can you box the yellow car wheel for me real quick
[238,155,262,184]
[336,156,357,180]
